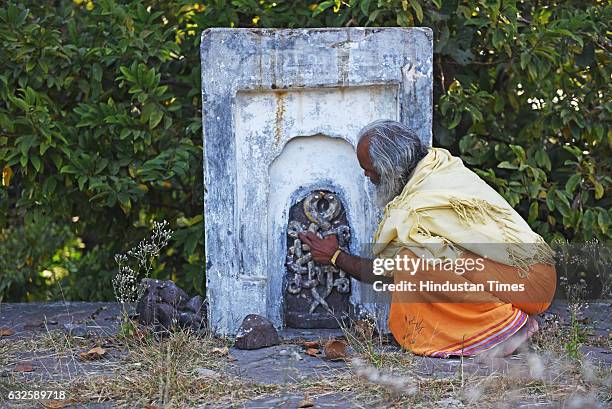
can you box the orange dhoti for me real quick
[387,248,557,357]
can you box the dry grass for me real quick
[0,339,18,400]
[1,321,278,408]
[329,313,612,408]
[0,339,9,368]
[339,316,416,371]
[68,326,278,408]
[287,354,611,408]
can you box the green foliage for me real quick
[0,214,81,302]
[0,0,609,301]
[0,0,203,301]
[429,1,611,243]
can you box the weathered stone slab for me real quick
[228,344,347,385]
[0,302,123,338]
[201,27,433,335]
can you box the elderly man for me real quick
[299,119,556,358]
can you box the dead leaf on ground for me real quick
[305,348,320,357]
[324,339,348,360]
[42,399,75,409]
[0,327,15,337]
[303,340,319,349]
[14,363,34,372]
[297,396,314,408]
[211,346,229,356]
[79,346,107,361]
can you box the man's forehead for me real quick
[356,137,374,165]
[357,135,371,150]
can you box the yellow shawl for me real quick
[372,147,555,278]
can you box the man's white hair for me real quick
[357,119,429,206]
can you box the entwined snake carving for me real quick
[286,191,351,314]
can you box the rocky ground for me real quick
[0,299,610,408]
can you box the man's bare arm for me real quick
[335,250,392,284]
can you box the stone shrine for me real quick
[201,27,433,334]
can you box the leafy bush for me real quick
[0,0,203,301]
[1,0,609,301]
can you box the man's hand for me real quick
[299,231,385,284]
[298,231,339,264]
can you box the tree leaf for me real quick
[594,181,604,200]
[597,211,609,235]
[31,155,42,172]
[528,201,539,223]
[360,0,370,15]
[14,362,34,372]
[565,174,581,194]
[149,109,163,129]
[409,0,423,23]
[312,1,334,16]
[2,165,13,187]
[498,161,518,170]
[92,63,102,82]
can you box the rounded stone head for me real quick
[356,119,429,205]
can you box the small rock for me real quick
[234,314,280,350]
[155,303,177,329]
[177,311,205,331]
[136,279,206,332]
[63,323,88,337]
[23,319,45,330]
[159,282,189,308]
[185,296,205,314]
[435,397,465,408]
[137,289,158,325]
